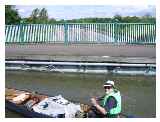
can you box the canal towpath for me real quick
[6,44,155,64]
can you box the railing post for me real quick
[114,21,118,43]
[113,19,120,44]
[20,20,24,43]
[154,23,156,44]
[64,21,68,45]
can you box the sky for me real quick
[15,5,156,20]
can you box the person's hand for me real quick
[91,97,98,106]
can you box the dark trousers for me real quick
[87,106,118,118]
[87,106,106,118]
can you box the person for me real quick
[88,80,121,118]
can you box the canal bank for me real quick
[5,44,156,75]
[6,56,156,75]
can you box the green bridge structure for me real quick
[5,23,156,45]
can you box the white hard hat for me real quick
[103,80,115,87]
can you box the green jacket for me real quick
[102,90,121,115]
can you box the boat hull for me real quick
[6,100,65,118]
[5,88,135,118]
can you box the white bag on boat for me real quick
[50,95,81,117]
[32,97,65,117]
[64,103,81,118]
[32,95,81,118]
[51,95,69,105]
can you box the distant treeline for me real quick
[5,5,156,25]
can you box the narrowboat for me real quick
[5,88,134,118]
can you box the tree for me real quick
[140,14,156,23]
[5,5,21,24]
[31,8,39,18]
[30,8,40,23]
[113,14,122,22]
[39,8,48,23]
[48,18,56,24]
[28,8,49,24]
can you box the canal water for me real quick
[5,70,156,118]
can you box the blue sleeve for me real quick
[104,96,117,112]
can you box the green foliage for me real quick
[39,8,48,23]
[30,8,40,24]
[48,18,57,24]
[5,6,156,24]
[27,8,49,24]
[113,15,156,23]
[5,5,21,25]
[66,17,113,23]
